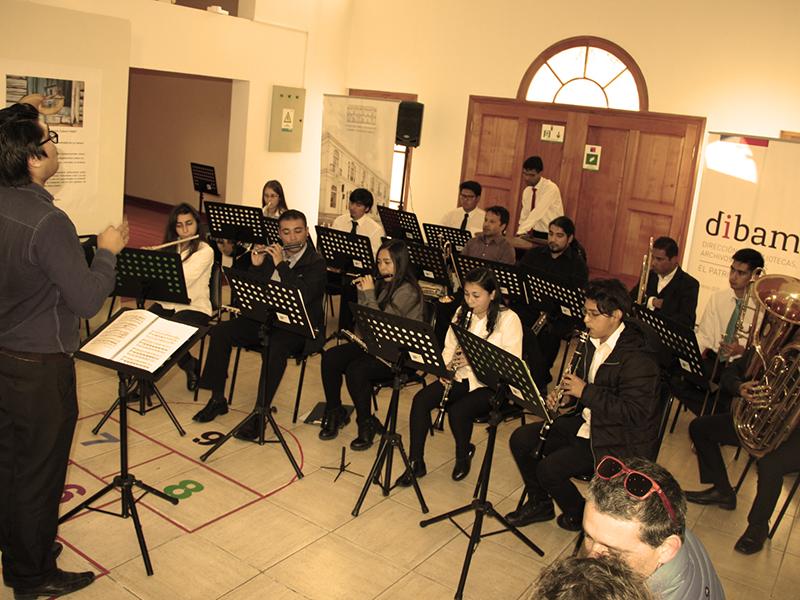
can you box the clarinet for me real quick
[532,330,588,460]
[431,309,472,434]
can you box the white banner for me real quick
[686,133,800,314]
[318,95,399,226]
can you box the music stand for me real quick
[205,200,267,245]
[190,162,219,214]
[377,205,424,242]
[264,216,281,245]
[632,304,709,423]
[423,223,472,252]
[406,240,451,295]
[96,248,191,435]
[522,271,586,323]
[198,269,313,480]
[454,254,526,303]
[61,308,207,575]
[315,225,375,275]
[350,304,450,517]
[420,324,545,599]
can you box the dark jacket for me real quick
[630,267,699,329]
[249,241,327,354]
[0,183,116,353]
[576,319,662,462]
[517,244,589,289]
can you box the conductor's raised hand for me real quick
[97,220,127,255]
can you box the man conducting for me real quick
[0,103,127,598]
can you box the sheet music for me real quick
[81,309,198,373]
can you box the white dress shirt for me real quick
[331,212,385,257]
[646,266,678,310]
[158,241,214,316]
[695,287,753,355]
[516,177,564,235]
[443,308,522,391]
[441,207,486,235]
[577,322,626,439]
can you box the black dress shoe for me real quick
[319,407,350,440]
[233,416,261,441]
[350,415,384,452]
[192,397,228,423]
[556,512,583,532]
[734,527,768,555]
[451,443,476,481]
[183,357,199,391]
[685,486,736,510]
[13,569,95,600]
[52,541,62,560]
[394,460,427,487]
[504,500,555,527]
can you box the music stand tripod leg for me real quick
[149,382,186,436]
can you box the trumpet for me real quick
[635,236,654,304]
[142,234,200,251]
[533,330,588,459]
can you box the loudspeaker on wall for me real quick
[396,101,424,147]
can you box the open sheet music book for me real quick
[80,309,198,373]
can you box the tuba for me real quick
[636,237,654,305]
[733,274,800,458]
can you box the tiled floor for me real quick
[3,300,798,599]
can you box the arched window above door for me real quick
[517,36,648,111]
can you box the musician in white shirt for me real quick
[331,187,385,258]
[516,156,564,237]
[440,180,486,235]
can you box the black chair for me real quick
[734,457,800,540]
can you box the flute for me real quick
[251,241,304,255]
[352,272,391,285]
[142,234,199,251]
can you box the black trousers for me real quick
[0,351,78,587]
[148,304,210,370]
[509,414,594,519]
[689,412,800,531]
[408,380,494,462]
[320,342,393,426]
[198,317,305,406]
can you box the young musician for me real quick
[319,239,424,450]
[147,203,213,390]
[193,210,326,436]
[331,187,385,257]
[629,236,699,329]
[505,279,662,531]
[440,180,486,235]
[261,179,288,218]
[515,156,564,238]
[460,205,515,265]
[396,267,523,485]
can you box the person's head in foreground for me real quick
[531,553,654,600]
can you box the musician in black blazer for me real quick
[630,237,699,329]
[193,210,326,433]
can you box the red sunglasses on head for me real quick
[595,456,677,525]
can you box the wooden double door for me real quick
[461,97,705,285]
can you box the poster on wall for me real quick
[318,95,399,226]
[685,133,800,315]
[2,61,100,234]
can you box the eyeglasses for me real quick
[582,308,606,319]
[595,456,677,525]
[38,130,58,146]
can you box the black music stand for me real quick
[454,254,526,303]
[205,200,268,246]
[423,222,472,253]
[522,271,586,323]
[96,249,191,435]
[350,304,449,517]
[420,324,545,600]
[264,216,281,245]
[190,162,219,214]
[61,308,206,575]
[315,225,375,275]
[198,269,312,480]
[633,304,708,426]
[377,205,424,242]
[406,240,452,295]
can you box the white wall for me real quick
[344,0,800,228]
[25,0,352,224]
[3,1,130,235]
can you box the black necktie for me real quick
[460,212,469,231]
[351,220,358,235]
